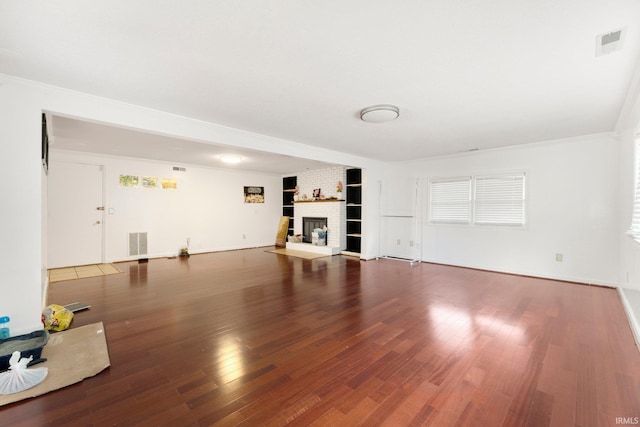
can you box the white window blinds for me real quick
[628,138,640,243]
[430,177,471,223]
[474,174,526,225]
[429,172,526,226]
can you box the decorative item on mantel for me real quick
[336,181,343,198]
[293,186,299,201]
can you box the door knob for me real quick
[96,220,101,224]
[96,207,105,211]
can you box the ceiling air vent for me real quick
[172,166,186,172]
[596,28,624,56]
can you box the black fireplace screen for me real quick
[302,217,327,243]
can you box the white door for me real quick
[48,162,104,268]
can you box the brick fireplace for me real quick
[291,200,345,252]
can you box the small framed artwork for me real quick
[244,186,264,203]
[313,188,321,199]
[161,178,177,190]
[119,175,139,187]
[142,177,158,188]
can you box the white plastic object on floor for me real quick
[0,351,48,394]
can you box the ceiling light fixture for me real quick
[219,154,243,164]
[360,104,400,123]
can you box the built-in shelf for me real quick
[345,168,362,254]
[282,176,297,236]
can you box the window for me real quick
[628,138,640,243]
[474,174,526,225]
[430,177,471,223]
[430,172,526,226]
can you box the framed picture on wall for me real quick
[161,178,177,189]
[142,177,158,188]
[244,186,264,203]
[119,175,139,187]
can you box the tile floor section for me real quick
[48,264,122,283]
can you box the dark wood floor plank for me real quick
[1,248,639,426]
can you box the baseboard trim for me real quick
[418,258,617,288]
[618,287,640,352]
[108,244,276,264]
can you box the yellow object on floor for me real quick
[48,264,122,283]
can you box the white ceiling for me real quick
[2,1,640,172]
[49,116,338,174]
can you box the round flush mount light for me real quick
[218,154,243,164]
[360,104,400,123]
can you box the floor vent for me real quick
[129,232,148,256]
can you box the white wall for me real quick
[617,63,640,292]
[383,133,620,286]
[619,130,640,291]
[379,175,421,260]
[615,68,640,342]
[0,80,45,336]
[50,151,283,263]
[360,167,384,260]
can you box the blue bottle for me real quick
[0,316,10,339]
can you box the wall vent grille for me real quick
[128,232,148,256]
[596,28,624,56]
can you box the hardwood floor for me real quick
[2,248,639,426]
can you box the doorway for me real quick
[48,162,105,268]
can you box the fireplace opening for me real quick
[302,217,327,243]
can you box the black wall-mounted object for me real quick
[41,113,49,174]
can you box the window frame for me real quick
[429,171,527,227]
[473,173,527,226]
[429,176,472,224]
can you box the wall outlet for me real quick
[396,239,401,245]
[186,237,191,246]
[410,240,414,247]
[555,253,563,262]
[242,234,246,239]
